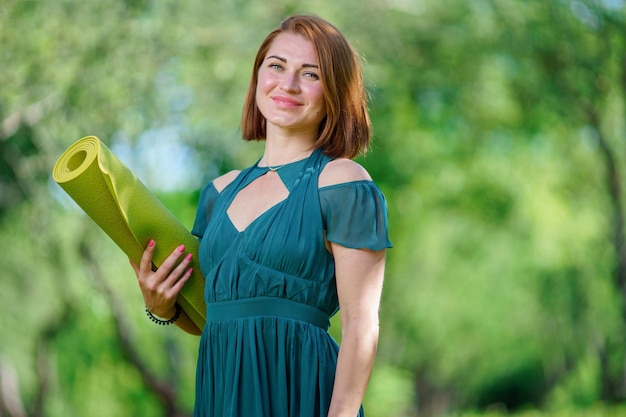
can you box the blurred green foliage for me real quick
[1,0,626,416]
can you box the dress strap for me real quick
[206,297,330,330]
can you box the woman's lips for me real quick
[271,96,302,107]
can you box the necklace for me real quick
[262,151,311,172]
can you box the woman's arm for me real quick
[326,244,386,417]
[130,240,202,335]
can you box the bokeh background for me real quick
[2,0,626,416]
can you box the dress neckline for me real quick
[254,149,318,172]
[249,148,322,192]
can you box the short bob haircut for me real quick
[241,15,371,159]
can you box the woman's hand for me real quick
[129,239,194,320]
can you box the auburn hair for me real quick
[241,15,371,159]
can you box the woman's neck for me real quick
[262,126,317,166]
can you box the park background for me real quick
[2,0,626,416]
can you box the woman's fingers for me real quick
[169,257,194,294]
[158,244,187,278]
[138,240,193,294]
[130,239,193,317]
[134,239,194,317]
[164,251,193,287]
[139,239,157,276]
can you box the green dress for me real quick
[191,148,391,417]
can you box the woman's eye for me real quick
[269,63,283,70]
[304,72,320,80]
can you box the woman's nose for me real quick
[279,71,300,93]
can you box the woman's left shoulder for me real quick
[319,158,372,188]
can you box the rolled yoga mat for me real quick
[52,135,206,329]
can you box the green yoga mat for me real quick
[52,135,206,329]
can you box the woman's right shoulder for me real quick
[212,169,241,193]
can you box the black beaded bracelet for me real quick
[145,303,182,325]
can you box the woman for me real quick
[132,14,392,417]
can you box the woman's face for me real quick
[255,32,326,138]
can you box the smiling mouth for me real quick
[272,96,302,107]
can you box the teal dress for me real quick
[191,148,391,417]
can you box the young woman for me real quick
[132,14,392,417]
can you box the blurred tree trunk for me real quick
[589,105,626,401]
[586,7,626,402]
[415,370,455,417]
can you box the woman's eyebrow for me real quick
[266,55,286,62]
[266,55,319,69]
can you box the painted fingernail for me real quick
[148,239,155,247]
[178,245,185,252]
[185,253,193,261]
[188,267,194,275]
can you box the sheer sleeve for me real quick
[319,180,392,251]
[191,182,219,239]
